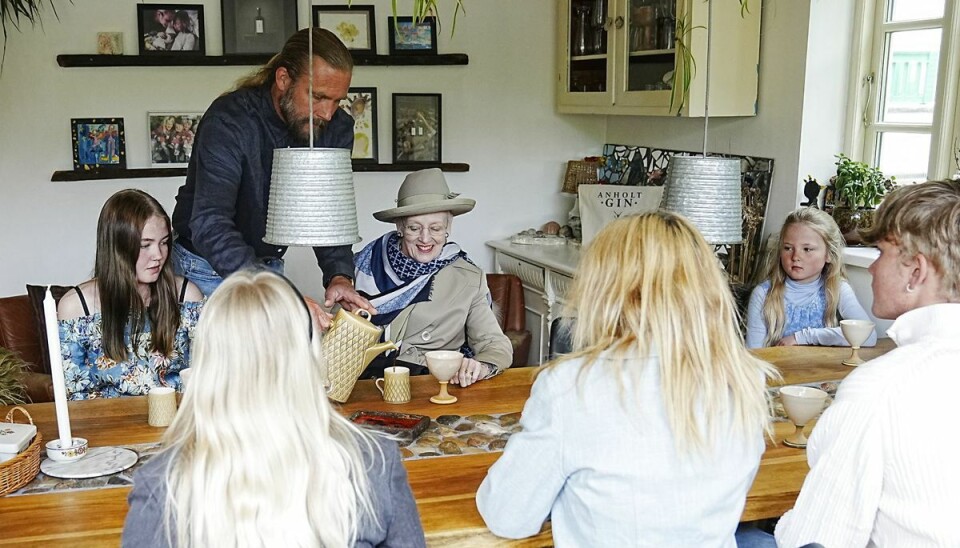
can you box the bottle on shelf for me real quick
[631,0,658,51]
[255,7,265,34]
[572,5,591,56]
[656,0,675,50]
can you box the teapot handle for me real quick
[375,378,385,395]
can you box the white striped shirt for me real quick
[775,303,960,547]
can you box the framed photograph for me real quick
[71,118,126,170]
[137,4,205,55]
[148,112,203,167]
[340,88,379,163]
[313,5,376,54]
[388,16,437,55]
[222,0,297,55]
[392,93,441,164]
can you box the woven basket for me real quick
[0,406,42,496]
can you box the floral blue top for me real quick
[58,301,204,400]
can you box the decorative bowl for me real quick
[45,437,89,462]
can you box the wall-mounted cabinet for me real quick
[557,0,760,117]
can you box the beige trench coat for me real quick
[386,258,513,371]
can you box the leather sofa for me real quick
[486,274,533,368]
[0,294,54,403]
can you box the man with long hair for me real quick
[171,29,371,325]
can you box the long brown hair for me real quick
[233,28,353,91]
[95,189,179,362]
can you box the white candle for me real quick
[43,287,73,448]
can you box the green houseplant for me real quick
[829,153,895,239]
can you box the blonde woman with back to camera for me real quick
[776,180,960,547]
[121,270,425,547]
[476,212,777,546]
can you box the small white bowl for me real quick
[45,437,89,462]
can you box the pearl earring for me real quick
[445,232,450,238]
[906,284,916,293]
[396,230,402,237]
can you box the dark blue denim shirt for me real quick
[172,83,355,284]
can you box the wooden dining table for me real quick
[0,339,895,547]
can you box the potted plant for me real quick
[828,153,895,242]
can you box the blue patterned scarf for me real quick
[355,232,472,325]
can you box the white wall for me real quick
[0,1,605,300]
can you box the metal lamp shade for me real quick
[263,148,361,246]
[662,156,743,244]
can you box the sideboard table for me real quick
[487,240,582,365]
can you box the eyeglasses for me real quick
[402,224,447,238]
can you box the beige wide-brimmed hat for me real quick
[373,168,476,222]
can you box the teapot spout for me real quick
[362,341,398,368]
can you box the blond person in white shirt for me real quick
[776,180,960,547]
[476,212,777,547]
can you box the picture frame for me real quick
[71,118,126,170]
[340,88,379,163]
[387,16,437,55]
[313,5,376,54]
[148,112,204,167]
[137,4,205,55]
[392,93,441,164]
[96,32,123,55]
[221,0,297,55]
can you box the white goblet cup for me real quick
[780,385,829,448]
[425,350,463,405]
[840,319,875,366]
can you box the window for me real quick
[851,0,960,183]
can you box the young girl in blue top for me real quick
[746,207,876,348]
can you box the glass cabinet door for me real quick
[565,0,610,94]
[623,0,675,94]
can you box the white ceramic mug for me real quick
[375,366,411,404]
[148,386,177,427]
[178,368,193,393]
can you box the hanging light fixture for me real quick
[264,28,361,247]
[661,0,743,246]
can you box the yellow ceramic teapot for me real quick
[322,309,396,403]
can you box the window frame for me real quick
[844,0,960,180]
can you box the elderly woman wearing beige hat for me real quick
[354,169,512,386]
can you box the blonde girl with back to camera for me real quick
[477,212,777,546]
[745,207,876,348]
[121,270,425,547]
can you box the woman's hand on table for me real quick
[450,357,492,387]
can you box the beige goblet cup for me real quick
[376,366,412,404]
[840,319,875,366]
[424,350,463,405]
[780,385,829,448]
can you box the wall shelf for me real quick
[51,162,469,181]
[56,53,468,68]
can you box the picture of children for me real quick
[149,113,202,166]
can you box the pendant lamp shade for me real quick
[263,147,361,246]
[661,155,743,245]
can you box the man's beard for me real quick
[279,86,327,142]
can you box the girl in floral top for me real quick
[57,189,204,399]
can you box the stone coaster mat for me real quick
[8,412,523,498]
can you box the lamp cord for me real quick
[702,0,713,157]
[308,27,314,149]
